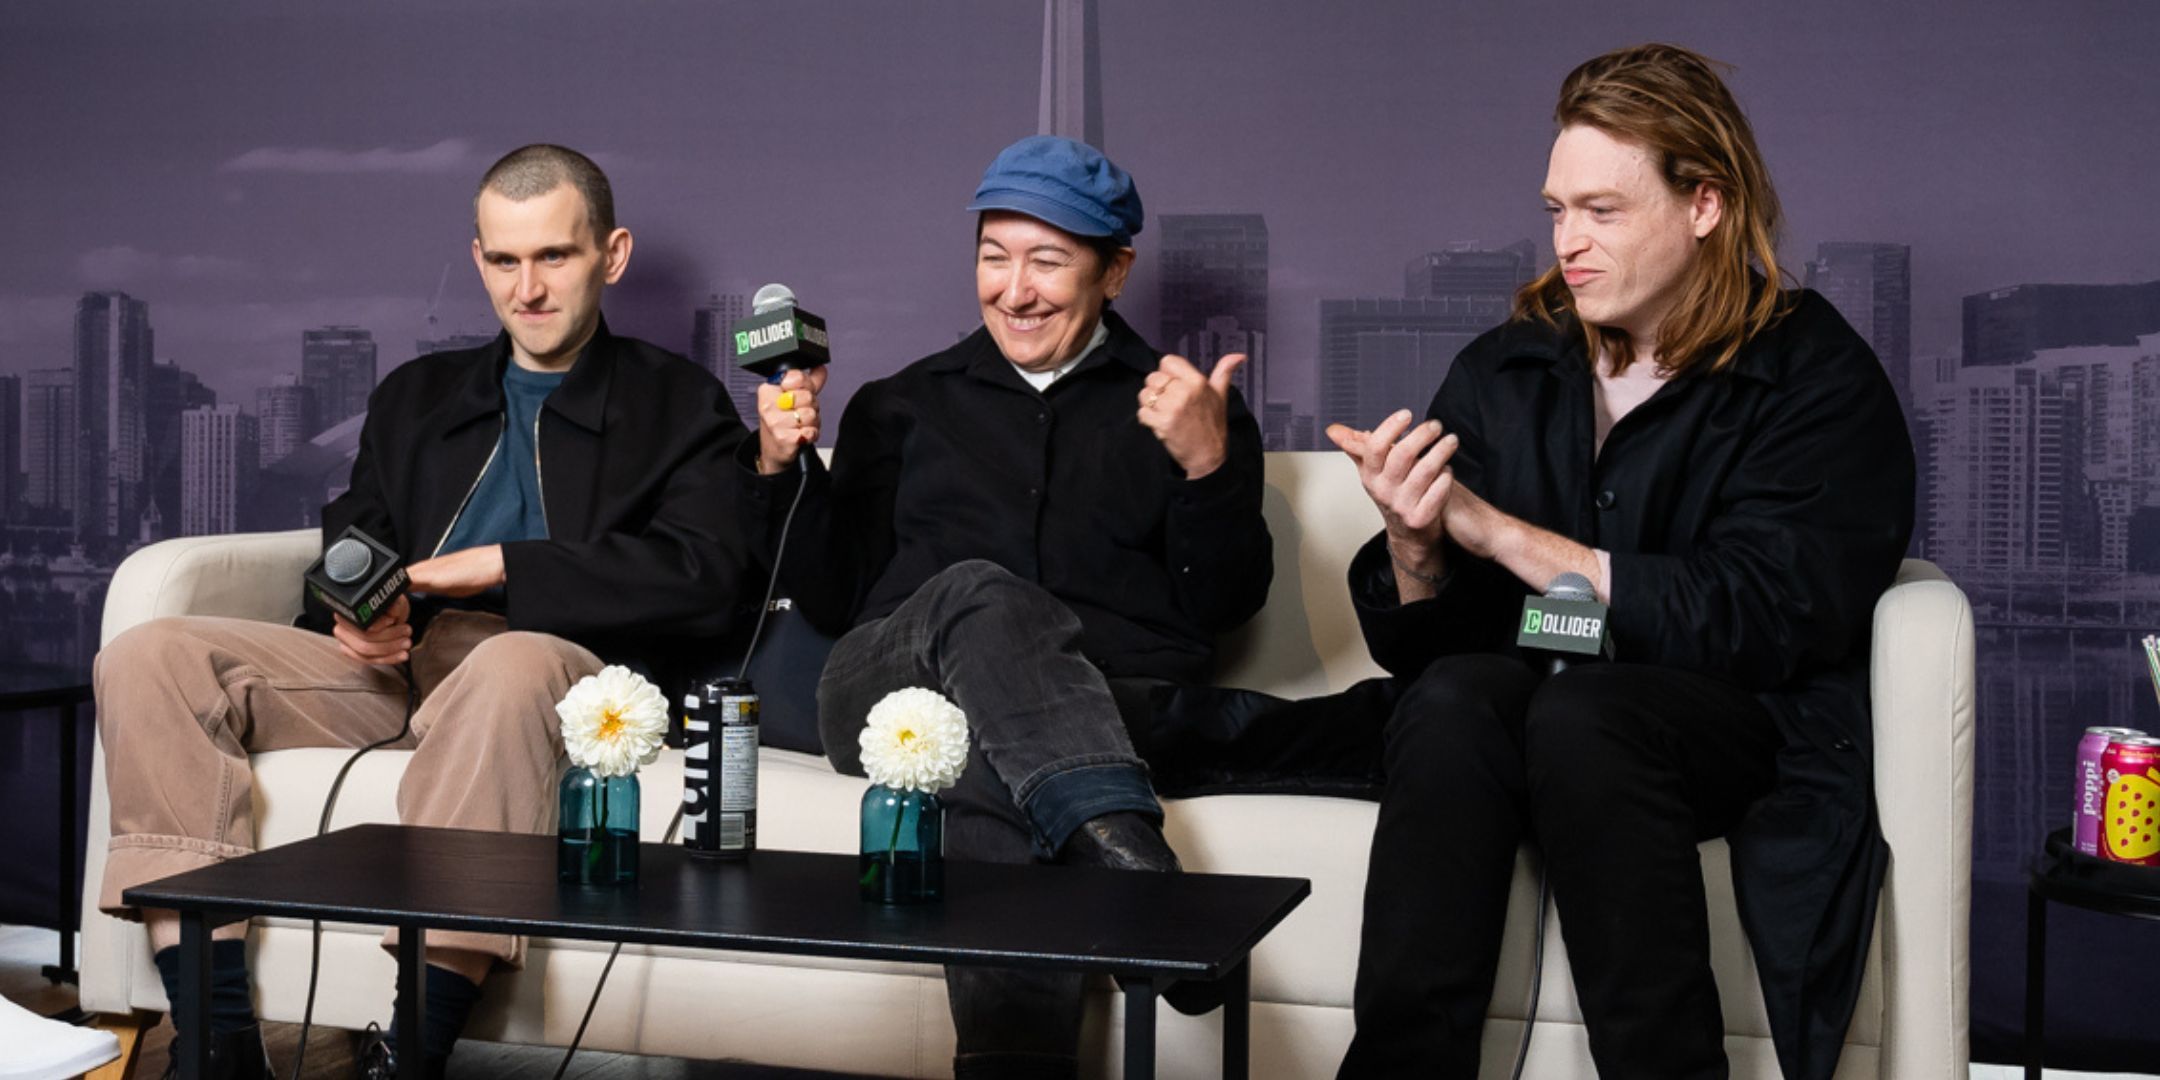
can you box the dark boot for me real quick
[946,965,1082,1079]
[354,1022,448,1080]
[160,1024,271,1080]
[1059,811,1234,1016]
[952,1051,1082,1079]
[1056,811,1181,872]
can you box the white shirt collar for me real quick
[1013,320,1110,391]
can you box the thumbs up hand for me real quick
[1137,352,1246,480]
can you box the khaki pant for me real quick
[95,610,603,969]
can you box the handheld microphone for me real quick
[304,526,409,629]
[1516,571,1609,675]
[730,283,831,381]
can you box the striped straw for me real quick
[2143,635,2160,709]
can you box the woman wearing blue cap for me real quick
[740,135,1273,1076]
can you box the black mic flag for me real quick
[1517,571,1610,674]
[730,283,831,379]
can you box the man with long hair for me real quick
[1328,45,1913,1079]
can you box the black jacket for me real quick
[745,311,1272,683]
[1351,290,1914,1080]
[305,321,756,668]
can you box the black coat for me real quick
[746,311,1272,683]
[307,321,757,668]
[1350,290,1914,1080]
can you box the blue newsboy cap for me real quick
[967,135,1143,246]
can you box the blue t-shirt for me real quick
[439,363,565,555]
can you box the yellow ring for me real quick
[775,390,796,411]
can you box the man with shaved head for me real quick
[95,144,753,1079]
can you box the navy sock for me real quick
[152,940,256,1035]
[388,965,484,1064]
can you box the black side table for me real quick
[0,668,95,999]
[2025,827,2160,1078]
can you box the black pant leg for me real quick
[1338,654,1540,1080]
[1113,677,1397,798]
[1522,663,1781,1080]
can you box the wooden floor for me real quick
[2,926,879,1079]
[22,925,2160,1080]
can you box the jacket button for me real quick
[1036,410,1049,425]
[1595,490,1617,511]
[1832,736,1856,752]
[1027,487,1041,500]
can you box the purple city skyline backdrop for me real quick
[4,1,2155,416]
[6,0,2160,1067]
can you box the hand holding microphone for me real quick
[757,368,827,474]
[333,595,412,666]
[306,526,415,666]
[735,283,833,475]
[1138,352,1245,480]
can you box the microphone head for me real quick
[751,283,797,315]
[323,537,373,584]
[1545,572,1596,602]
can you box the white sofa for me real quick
[78,452,1975,1079]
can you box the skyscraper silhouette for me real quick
[1402,241,1537,305]
[180,404,259,536]
[1962,280,2160,368]
[0,374,19,522]
[1038,0,1103,149]
[24,368,75,521]
[692,292,757,425]
[74,291,151,544]
[256,373,317,466]
[144,360,216,542]
[1806,242,1912,415]
[302,326,378,430]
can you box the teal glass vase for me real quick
[859,784,943,904]
[559,765,640,885]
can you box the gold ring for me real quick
[1147,392,1161,407]
[775,390,796,411]
[794,408,807,425]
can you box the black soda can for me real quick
[680,690,712,852]
[687,677,759,859]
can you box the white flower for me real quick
[858,687,970,794]
[557,665,670,779]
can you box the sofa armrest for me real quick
[100,530,318,646]
[1868,558,1975,1078]
[83,529,317,1013]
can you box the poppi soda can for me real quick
[2076,727,2145,855]
[2099,734,2160,866]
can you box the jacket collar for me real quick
[444,317,617,432]
[928,310,1158,383]
[1496,290,1791,386]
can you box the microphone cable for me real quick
[551,448,812,1077]
[289,659,418,1080]
[286,438,815,1077]
[1509,866,1551,1080]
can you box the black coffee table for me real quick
[125,823,1310,1080]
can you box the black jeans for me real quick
[818,559,1163,857]
[1336,655,1780,1080]
[817,560,1166,1066]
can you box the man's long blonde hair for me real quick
[1514,44,1787,376]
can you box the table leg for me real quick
[177,910,212,1080]
[1119,975,1157,1080]
[396,927,428,1080]
[2025,885,2045,1080]
[1220,959,1251,1080]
